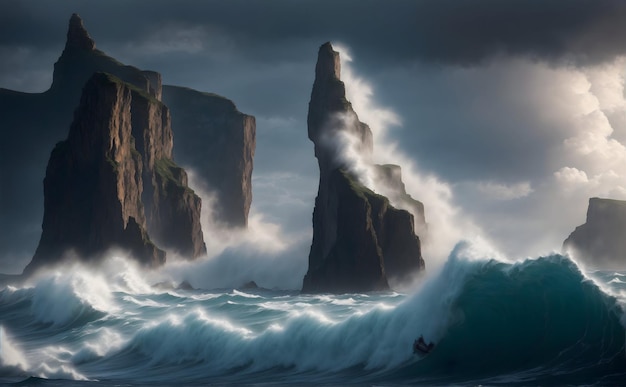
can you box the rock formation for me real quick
[0,13,163,268]
[373,164,428,239]
[302,43,425,293]
[162,86,256,227]
[0,14,255,271]
[51,14,159,103]
[563,198,626,268]
[24,73,206,274]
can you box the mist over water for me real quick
[154,170,308,290]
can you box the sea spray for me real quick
[334,44,487,270]
[0,243,624,385]
[393,247,626,384]
[0,325,29,374]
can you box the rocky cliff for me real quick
[162,86,256,227]
[1,14,163,269]
[302,43,425,293]
[24,73,206,274]
[0,14,254,271]
[563,197,626,268]
[128,82,206,259]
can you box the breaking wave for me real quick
[0,242,624,385]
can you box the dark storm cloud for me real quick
[2,0,626,66]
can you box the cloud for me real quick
[473,181,533,200]
[554,167,589,187]
[441,56,626,257]
[4,0,626,79]
[0,46,57,92]
[121,24,211,56]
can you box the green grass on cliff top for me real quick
[98,72,160,104]
[155,157,195,195]
[339,168,387,203]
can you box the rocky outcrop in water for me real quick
[162,86,256,227]
[0,14,255,272]
[302,43,425,293]
[563,198,626,268]
[24,73,206,274]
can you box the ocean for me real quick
[1,242,625,386]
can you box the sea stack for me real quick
[24,73,206,274]
[302,43,425,293]
[563,197,626,268]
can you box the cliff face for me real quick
[24,73,206,274]
[563,198,626,268]
[26,73,164,273]
[162,86,256,227]
[1,13,253,270]
[0,14,163,266]
[302,43,425,293]
[128,84,206,259]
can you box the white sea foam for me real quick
[0,326,29,371]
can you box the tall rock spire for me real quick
[65,13,96,52]
[315,42,341,81]
[302,43,425,293]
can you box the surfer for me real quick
[413,335,435,354]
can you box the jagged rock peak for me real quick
[65,13,96,51]
[315,42,341,81]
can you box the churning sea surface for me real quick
[1,242,625,386]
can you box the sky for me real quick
[2,0,626,282]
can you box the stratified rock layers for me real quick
[302,43,424,293]
[563,197,626,267]
[25,73,206,274]
[162,86,256,227]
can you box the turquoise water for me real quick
[1,243,625,385]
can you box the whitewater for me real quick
[0,242,625,386]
